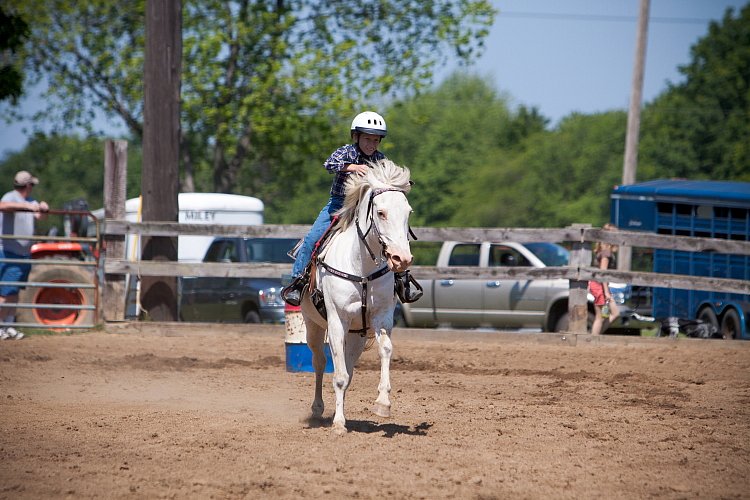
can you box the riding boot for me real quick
[281,275,307,307]
[394,270,423,303]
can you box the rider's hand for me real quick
[345,164,368,175]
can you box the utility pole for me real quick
[140,0,182,320]
[619,0,650,271]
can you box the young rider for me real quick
[282,111,420,306]
[281,111,387,306]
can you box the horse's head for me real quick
[369,187,413,273]
[339,159,414,272]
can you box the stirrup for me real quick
[281,275,307,306]
[395,270,423,303]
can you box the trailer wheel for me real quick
[697,307,719,334]
[720,308,741,340]
[17,264,95,327]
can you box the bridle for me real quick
[355,187,414,262]
[315,186,416,335]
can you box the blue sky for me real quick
[1,0,747,157]
[446,0,748,123]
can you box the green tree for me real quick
[385,73,517,227]
[0,5,29,104]
[0,134,142,214]
[2,0,495,210]
[640,4,750,182]
[459,111,627,229]
[384,72,556,228]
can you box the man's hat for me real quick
[13,171,39,187]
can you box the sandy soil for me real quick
[1,323,749,499]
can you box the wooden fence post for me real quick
[567,224,592,334]
[139,0,182,321]
[103,139,128,321]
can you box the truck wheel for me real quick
[720,308,741,340]
[17,264,95,327]
[697,307,719,332]
[553,311,594,333]
[244,310,261,323]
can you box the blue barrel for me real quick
[284,304,333,373]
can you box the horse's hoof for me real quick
[311,403,324,419]
[371,403,391,418]
[332,422,347,436]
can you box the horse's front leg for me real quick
[326,314,351,435]
[372,327,393,418]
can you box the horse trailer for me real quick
[611,179,750,339]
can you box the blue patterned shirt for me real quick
[324,144,386,197]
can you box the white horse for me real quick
[300,158,413,435]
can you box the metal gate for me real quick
[0,206,100,331]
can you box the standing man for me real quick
[0,171,49,340]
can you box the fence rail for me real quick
[99,220,750,335]
[103,220,750,255]
[102,222,750,291]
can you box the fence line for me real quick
[99,220,750,334]
[102,260,749,295]
[103,220,750,255]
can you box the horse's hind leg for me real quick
[372,328,393,418]
[306,321,327,419]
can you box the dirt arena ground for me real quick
[1,322,749,499]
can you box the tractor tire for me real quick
[17,264,96,327]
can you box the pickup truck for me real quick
[178,237,297,324]
[398,241,578,332]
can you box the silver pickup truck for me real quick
[399,241,576,332]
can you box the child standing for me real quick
[282,111,388,306]
[589,223,621,335]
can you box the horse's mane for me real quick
[336,158,411,230]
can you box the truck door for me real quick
[433,243,484,327]
[182,239,242,321]
[482,244,522,327]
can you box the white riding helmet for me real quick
[351,111,387,137]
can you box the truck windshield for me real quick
[524,243,570,267]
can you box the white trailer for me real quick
[118,192,265,262]
[94,192,265,319]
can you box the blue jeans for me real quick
[0,249,31,297]
[292,196,344,277]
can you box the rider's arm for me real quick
[324,145,359,173]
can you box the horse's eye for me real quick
[377,210,387,220]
